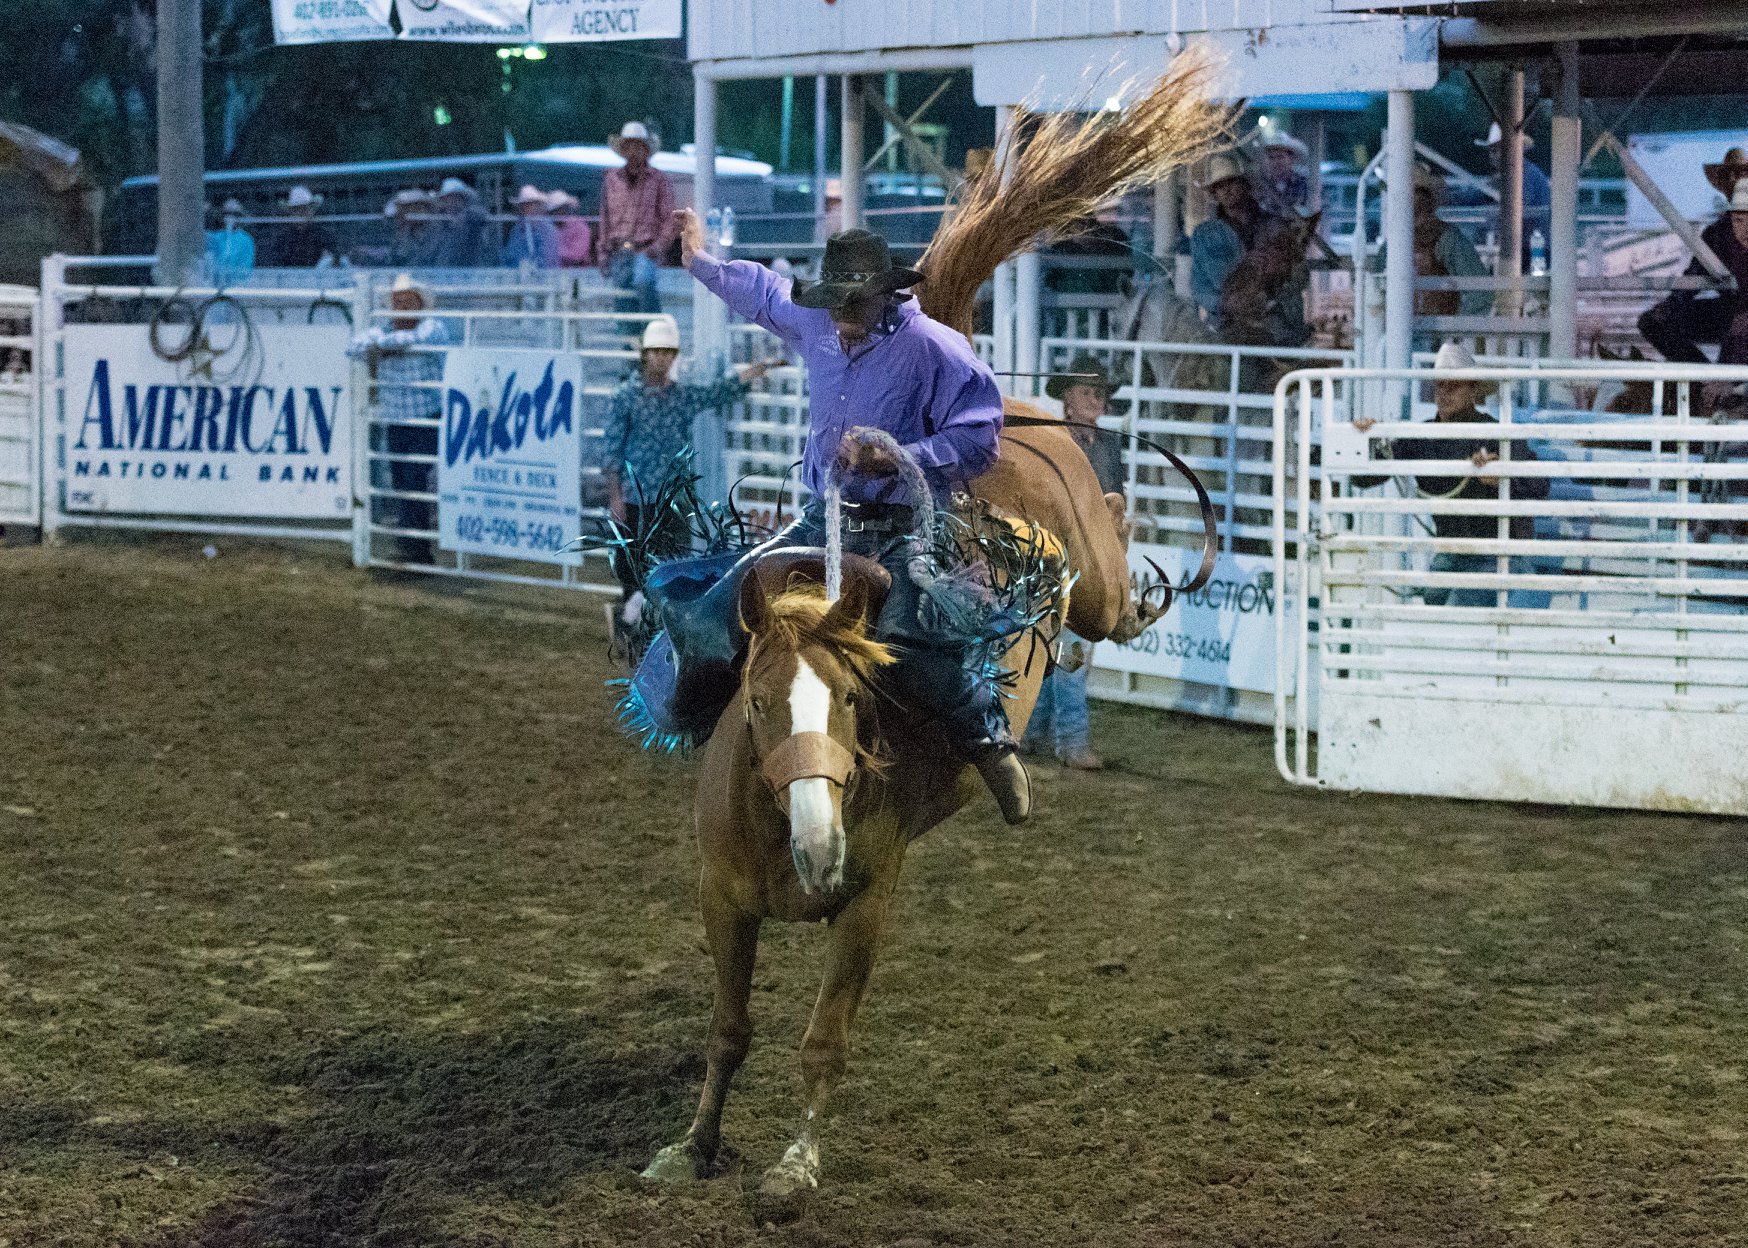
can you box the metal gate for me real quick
[0,285,37,528]
[1275,361,1748,815]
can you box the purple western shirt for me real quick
[688,253,1004,505]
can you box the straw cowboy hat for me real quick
[383,188,429,218]
[513,184,549,207]
[791,229,923,310]
[1475,122,1535,151]
[610,121,659,155]
[1432,340,1494,393]
[1704,147,1748,196]
[1198,153,1247,191]
[641,316,681,352]
[1261,132,1308,160]
[1045,352,1129,414]
[284,184,323,209]
[389,272,433,307]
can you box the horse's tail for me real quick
[916,51,1229,338]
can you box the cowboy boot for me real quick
[971,742,1033,826]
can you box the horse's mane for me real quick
[750,587,895,688]
[916,52,1228,338]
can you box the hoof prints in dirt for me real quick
[132,1021,701,1247]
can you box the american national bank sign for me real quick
[62,324,353,518]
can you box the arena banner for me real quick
[269,0,394,44]
[530,0,681,42]
[437,349,583,565]
[396,0,532,41]
[1096,543,1282,694]
[62,324,353,519]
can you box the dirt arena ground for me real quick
[1,537,1745,1247]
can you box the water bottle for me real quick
[719,205,737,248]
[704,207,722,249]
[1529,228,1547,277]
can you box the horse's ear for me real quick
[822,576,871,634]
[739,569,772,635]
[1301,211,1323,238]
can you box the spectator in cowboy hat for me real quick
[348,273,449,562]
[1259,129,1310,213]
[1407,163,1489,318]
[546,190,594,268]
[1640,176,1748,371]
[1024,354,1129,771]
[428,175,490,268]
[384,189,433,267]
[203,197,255,286]
[500,184,561,269]
[1476,122,1551,267]
[598,121,675,313]
[266,184,335,268]
[602,314,773,616]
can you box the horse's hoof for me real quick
[641,1139,707,1184]
[757,1139,820,1200]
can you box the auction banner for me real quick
[1096,543,1282,695]
[269,0,394,44]
[396,0,532,41]
[531,0,681,41]
[437,349,583,565]
[63,324,353,518]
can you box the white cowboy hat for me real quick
[610,120,659,155]
[640,315,681,352]
[544,190,580,213]
[1198,153,1247,190]
[383,188,430,217]
[389,272,433,306]
[220,197,245,216]
[437,176,475,199]
[513,184,548,207]
[1432,340,1495,392]
[1261,133,1308,160]
[284,184,323,209]
[1475,122,1534,151]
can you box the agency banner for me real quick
[437,349,583,565]
[396,0,533,41]
[530,0,682,42]
[63,324,353,519]
[1095,543,1284,694]
[269,0,395,44]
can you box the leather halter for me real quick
[755,729,857,815]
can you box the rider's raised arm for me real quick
[902,346,1004,486]
[686,252,813,347]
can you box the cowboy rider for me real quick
[667,208,1033,825]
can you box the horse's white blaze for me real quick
[787,657,843,890]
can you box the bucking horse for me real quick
[635,54,1227,1199]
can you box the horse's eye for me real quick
[749,697,764,715]
[844,690,858,707]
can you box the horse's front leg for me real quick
[644,880,760,1182]
[760,877,895,1198]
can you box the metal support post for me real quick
[692,68,728,371]
[814,76,829,244]
[156,0,205,285]
[1382,90,1416,415]
[991,105,1017,391]
[1152,171,1181,267]
[1549,42,1581,360]
[1499,68,1525,317]
[840,75,864,231]
[350,270,373,567]
[1015,250,1041,393]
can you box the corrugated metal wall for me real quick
[689,0,1356,64]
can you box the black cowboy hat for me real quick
[1045,353,1130,413]
[792,229,924,310]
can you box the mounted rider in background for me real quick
[657,209,1033,824]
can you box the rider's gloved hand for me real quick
[832,431,902,480]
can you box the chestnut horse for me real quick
[641,54,1226,1196]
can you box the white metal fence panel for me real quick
[1275,361,1748,815]
[0,286,37,528]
